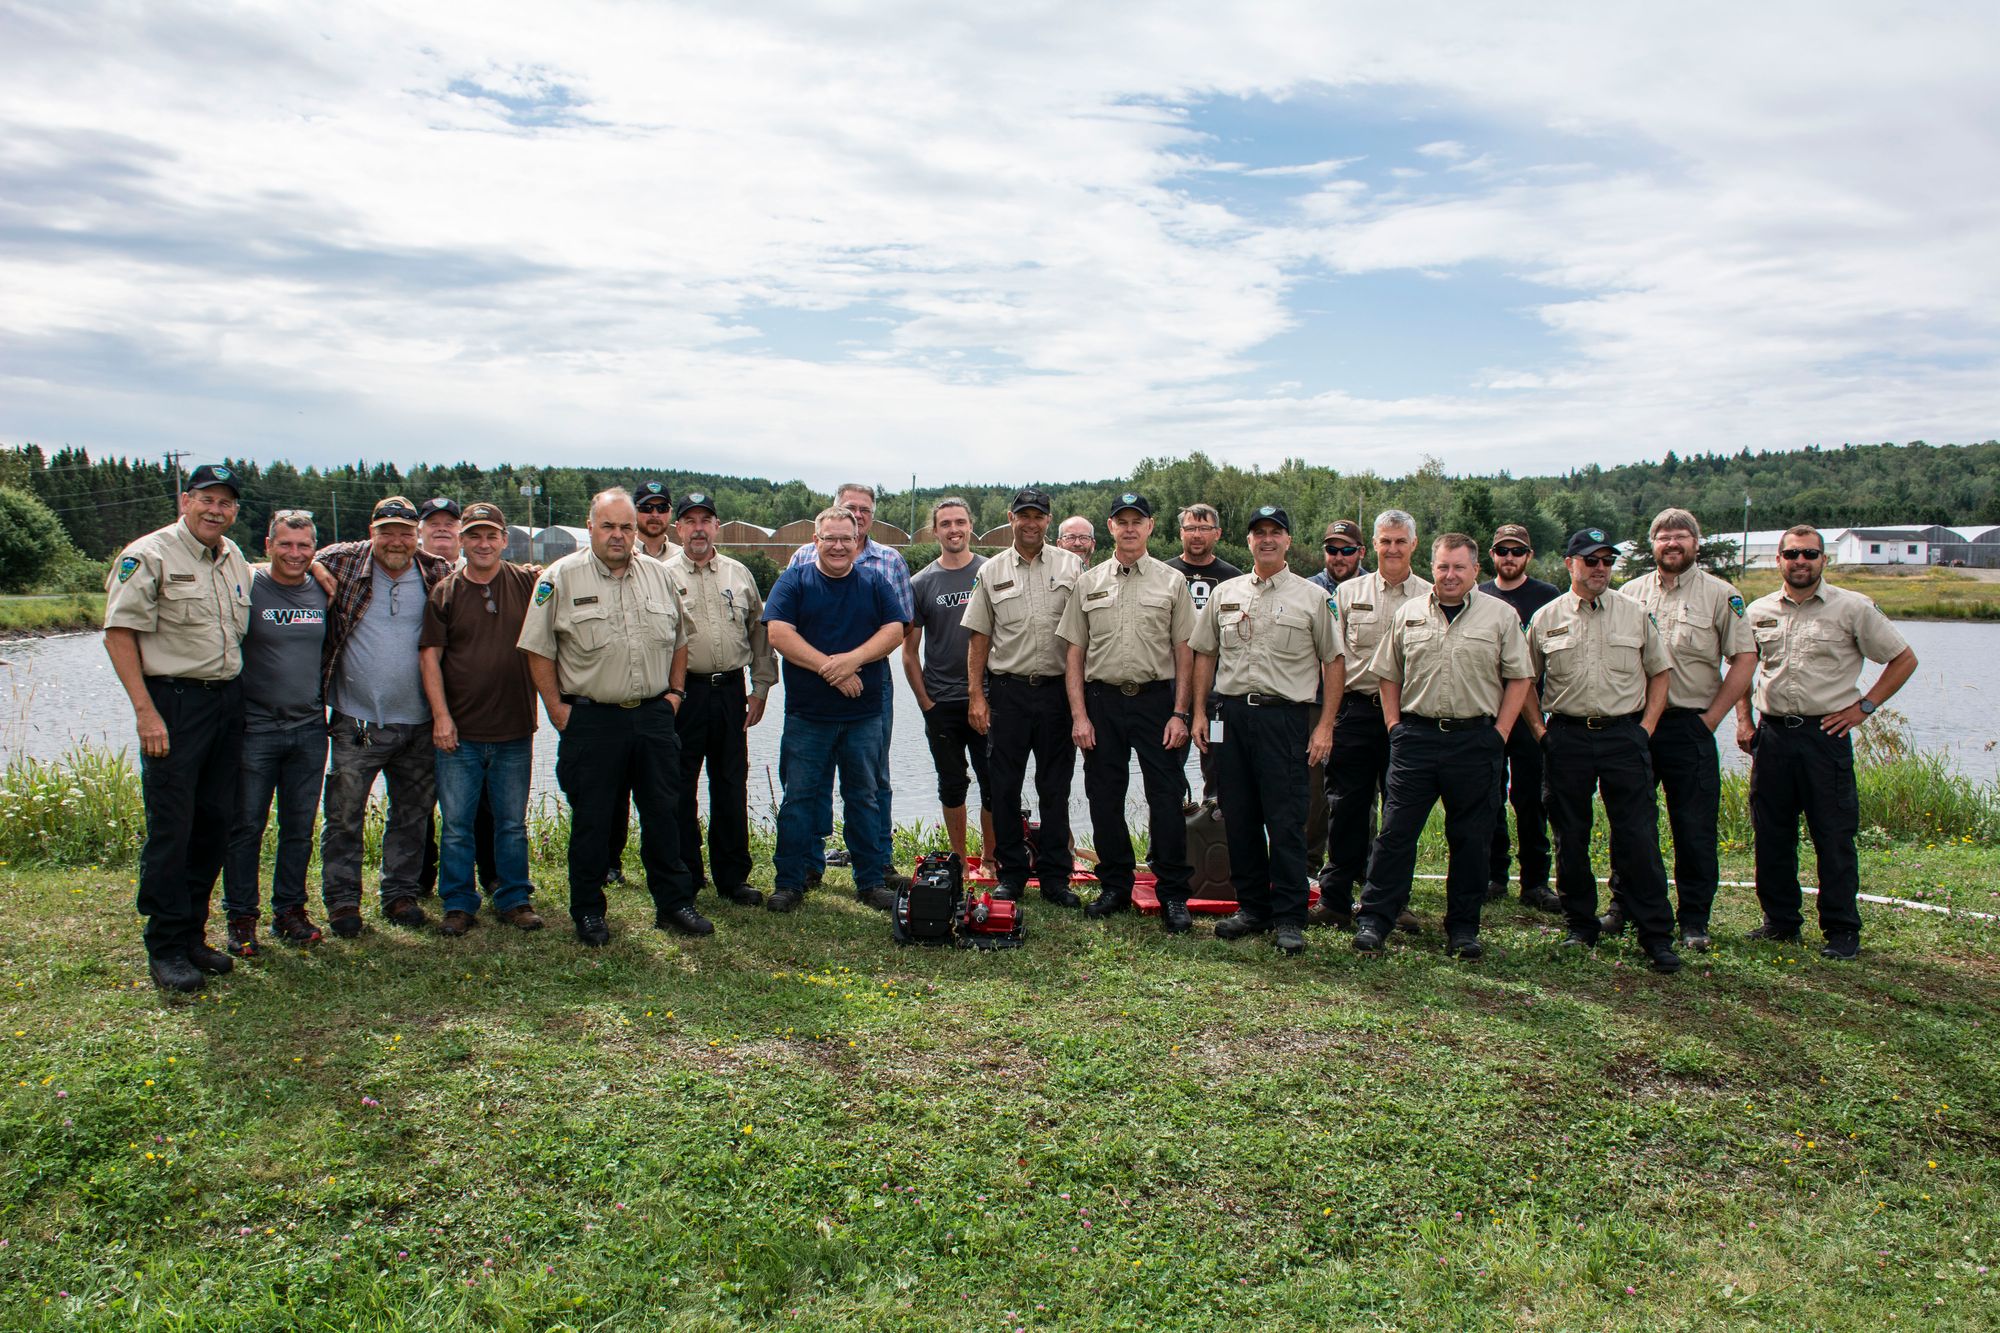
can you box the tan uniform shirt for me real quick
[1055,554,1195,684]
[102,519,253,681]
[638,538,683,563]
[1528,588,1670,717]
[1623,568,1755,710]
[1368,588,1534,719]
[1747,582,1910,716]
[1190,567,1341,702]
[665,551,778,698]
[516,550,687,703]
[1335,569,1433,695]
[961,543,1082,678]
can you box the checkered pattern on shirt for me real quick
[315,540,454,699]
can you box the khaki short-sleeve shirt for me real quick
[1055,554,1194,684]
[1335,569,1433,695]
[665,551,778,698]
[1190,568,1340,702]
[102,519,253,681]
[1623,568,1755,709]
[961,544,1082,677]
[516,550,687,703]
[1528,588,1670,717]
[1369,588,1533,719]
[1746,582,1910,716]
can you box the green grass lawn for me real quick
[1726,568,2000,620]
[1,829,1995,1330]
[0,594,103,637]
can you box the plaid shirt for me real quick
[787,538,914,621]
[315,540,454,699]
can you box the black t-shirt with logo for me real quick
[1166,555,1244,613]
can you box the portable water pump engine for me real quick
[892,851,1025,949]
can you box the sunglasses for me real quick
[636,501,672,513]
[1779,548,1824,561]
[1576,554,1617,568]
[1491,545,1530,558]
[1323,543,1361,556]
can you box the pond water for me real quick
[4,619,1993,830]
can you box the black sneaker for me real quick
[1646,941,1684,974]
[766,888,804,913]
[1746,922,1801,944]
[328,906,364,939]
[1446,933,1484,960]
[574,915,611,947]
[225,915,260,958]
[148,954,204,993]
[1519,884,1564,914]
[185,940,235,975]
[1213,911,1271,941]
[854,886,898,912]
[1040,883,1082,908]
[1086,891,1132,919]
[1819,933,1860,961]
[1161,900,1193,934]
[657,906,715,936]
[1351,918,1387,952]
[1598,902,1628,937]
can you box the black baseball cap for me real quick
[636,481,672,511]
[417,496,461,521]
[1010,488,1053,514]
[1107,491,1152,520]
[185,463,240,496]
[674,491,718,520]
[1564,527,1618,558]
[369,496,421,528]
[1246,505,1290,534]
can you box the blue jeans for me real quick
[776,710,892,892]
[224,718,327,920]
[433,739,534,916]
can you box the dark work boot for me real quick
[184,940,235,975]
[148,954,205,993]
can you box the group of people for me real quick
[104,466,1917,992]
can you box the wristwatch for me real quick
[665,687,687,701]
[1857,698,1877,716]
[1172,710,1193,724]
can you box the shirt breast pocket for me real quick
[1675,606,1717,655]
[1605,629,1646,687]
[1752,623,1787,663]
[230,584,252,636]
[642,599,680,645]
[1220,608,1249,646]
[564,603,612,651]
[160,580,210,626]
[988,584,1027,629]
[1345,610,1380,655]
[1272,606,1312,653]
[1539,634,1579,683]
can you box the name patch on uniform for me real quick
[1543,625,1570,638]
[1217,602,1241,612]
[990,579,1015,592]
[1087,589,1112,601]
[1350,602,1373,612]
[1404,617,1425,628]
[573,595,599,606]
[1754,617,1778,628]
[117,556,140,582]
[1729,594,1745,618]
[534,581,554,606]
[168,573,197,583]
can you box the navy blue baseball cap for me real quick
[674,491,718,520]
[636,481,672,511]
[1107,491,1152,520]
[1564,528,1617,558]
[185,463,240,496]
[1246,505,1290,534]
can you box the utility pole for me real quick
[330,490,340,544]
[1740,492,1752,577]
[164,450,187,506]
[910,473,917,538]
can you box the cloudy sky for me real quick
[3,2,1996,486]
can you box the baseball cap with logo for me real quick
[460,502,507,534]
[1246,505,1291,534]
[674,491,718,520]
[184,463,240,496]
[370,496,422,529]
[1106,491,1152,520]
[417,496,461,522]
[1324,519,1363,543]
[1009,487,1053,514]
[635,480,673,512]
[1491,523,1533,549]
[1564,528,1618,558]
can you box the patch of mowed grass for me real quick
[0,596,104,636]
[0,819,1996,1330]
[1727,569,2000,621]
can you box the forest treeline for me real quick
[4,439,1998,577]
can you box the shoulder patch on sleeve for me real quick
[1729,594,1745,617]
[534,580,554,607]
[117,555,140,582]
[1326,597,1338,619]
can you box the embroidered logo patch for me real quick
[1729,594,1745,618]
[1326,598,1338,619]
[534,581,554,606]
[117,556,140,582]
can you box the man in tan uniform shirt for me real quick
[1190,506,1340,955]
[666,490,778,907]
[103,464,253,992]
[1353,534,1534,959]
[1057,492,1197,931]
[1733,524,1917,959]
[1605,507,1756,948]
[1525,528,1683,974]
[519,488,704,946]
[1321,510,1433,927]
[963,487,1085,903]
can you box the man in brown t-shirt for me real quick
[419,502,543,935]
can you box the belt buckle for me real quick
[1783,714,1806,729]
[1119,682,1139,697]
[620,699,642,709]
[1439,718,1465,732]
[709,672,729,686]
[1246,693,1265,708]
[1586,715,1609,730]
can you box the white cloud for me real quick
[1,1,1996,485]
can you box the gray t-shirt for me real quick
[909,555,985,704]
[242,568,328,730]
[329,563,430,725]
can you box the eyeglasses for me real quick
[1182,523,1217,533]
[1576,554,1617,568]
[816,534,856,545]
[1323,543,1361,556]
[1779,548,1824,561]
[1491,545,1530,558]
